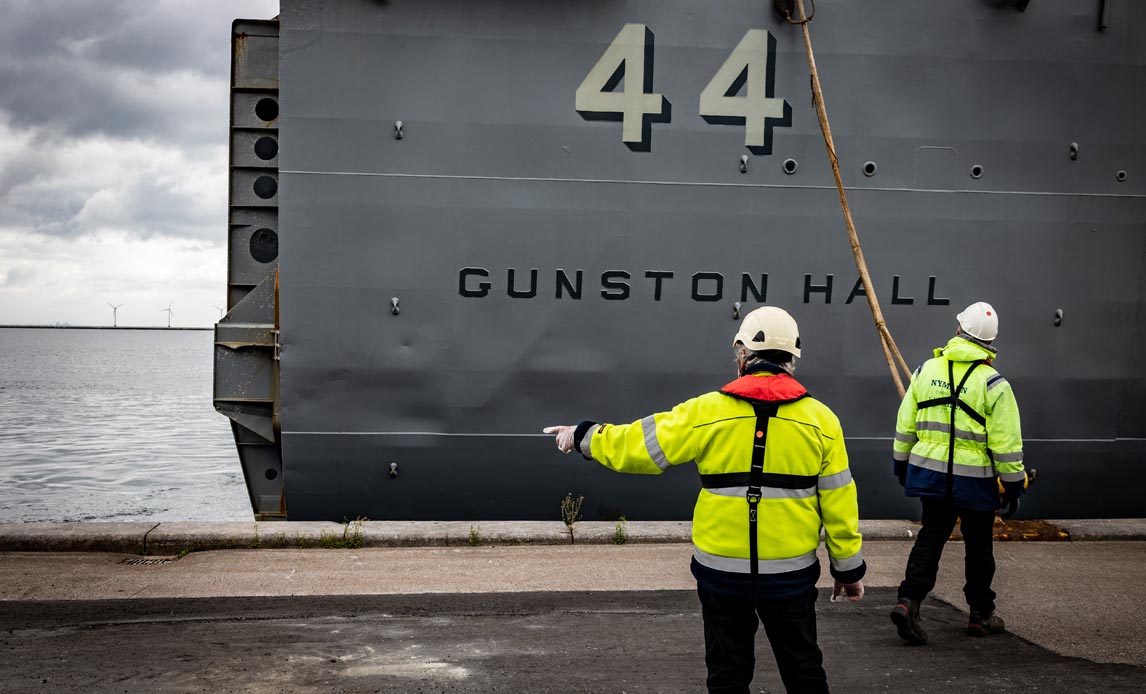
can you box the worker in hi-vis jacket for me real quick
[889,301,1026,645]
[545,306,865,694]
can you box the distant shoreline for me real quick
[0,325,212,331]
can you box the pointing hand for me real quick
[543,425,576,454]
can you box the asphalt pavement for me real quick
[1,541,1145,692]
[2,589,1142,693]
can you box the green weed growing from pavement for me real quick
[319,518,365,549]
[468,525,484,547]
[561,493,585,545]
[614,516,629,545]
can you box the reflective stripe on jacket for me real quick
[893,336,1024,510]
[582,370,864,581]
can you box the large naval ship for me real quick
[215,0,1145,521]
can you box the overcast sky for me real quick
[0,0,279,327]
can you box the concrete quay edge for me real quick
[0,519,1142,554]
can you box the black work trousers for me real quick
[697,582,828,694]
[898,496,997,614]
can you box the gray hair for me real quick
[734,343,797,375]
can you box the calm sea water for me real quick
[0,328,250,522]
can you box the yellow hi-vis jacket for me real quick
[893,336,1024,511]
[575,367,864,582]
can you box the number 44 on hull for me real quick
[576,24,792,153]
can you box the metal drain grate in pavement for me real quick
[122,558,173,565]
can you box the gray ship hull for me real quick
[217,0,1146,520]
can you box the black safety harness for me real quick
[746,402,777,598]
[914,359,986,497]
[699,373,812,599]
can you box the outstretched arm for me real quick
[544,397,700,475]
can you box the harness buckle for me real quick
[746,487,762,505]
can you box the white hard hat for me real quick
[957,302,999,341]
[733,306,802,358]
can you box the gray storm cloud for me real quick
[0,0,236,141]
[0,0,278,241]
[0,0,278,325]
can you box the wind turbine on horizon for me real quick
[107,303,123,328]
[161,301,174,328]
[214,305,225,319]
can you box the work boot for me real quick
[890,597,928,645]
[966,611,1006,637]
